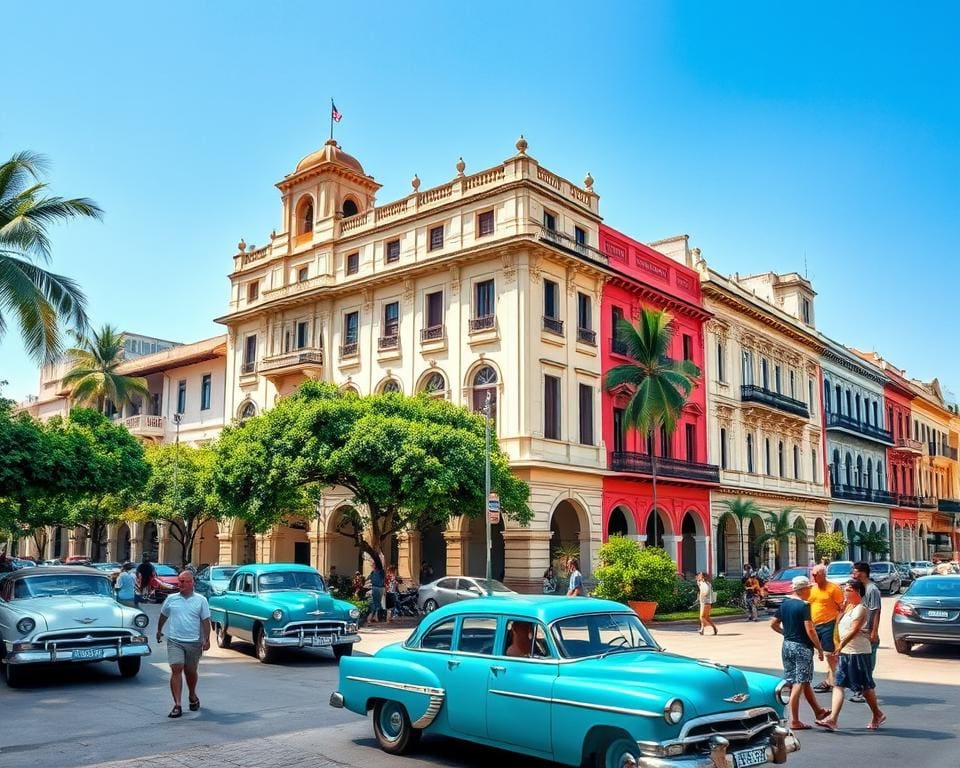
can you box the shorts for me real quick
[781,640,814,684]
[167,639,202,670]
[386,593,397,609]
[814,621,836,653]
[835,653,876,692]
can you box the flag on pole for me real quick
[331,102,342,123]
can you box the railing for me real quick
[830,485,895,505]
[825,412,893,443]
[240,361,257,375]
[240,244,270,267]
[418,184,453,206]
[894,437,923,453]
[469,315,496,332]
[340,211,370,233]
[420,326,444,342]
[339,342,358,358]
[534,224,609,265]
[740,385,809,418]
[260,349,323,372]
[938,498,960,514]
[377,335,399,351]
[611,452,720,483]
[892,494,921,508]
[542,316,564,336]
[577,327,597,345]
[123,414,164,434]
[610,337,628,355]
[929,443,959,460]
[464,167,505,190]
[919,496,938,509]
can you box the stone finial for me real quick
[456,157,466,176]
[411,174,421,191]
[516,134,528,155]
[237,238,246,253]
[584,172,594,190]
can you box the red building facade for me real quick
[599,225,717,575]
[883,371,922,559]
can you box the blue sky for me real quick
[2,2,958,402]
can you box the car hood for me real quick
[15,595,132,633]
[255,590,345,616]
[765,580,792,594]
[565,651,769,717]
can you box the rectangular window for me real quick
[660,426,671,458]
[429,225,444,251]
[761,358,769,389]
[474,279,495,319]
[426,290,444,329]
[296,320,309,349]
[719,427,728,469]
[578,384,594,445]
[809,379,815,409]
[544,279,559,319]
[386,239,401,263]
[543,210,556,231]
[802,298,811,324]
[811,449,818,483]
[477,210,494,237]
[544,375,561,440]
[778,442,785,478]
[247,282,259,302]
[242,334,257,374]
[574,226,586,245]
[346,252,359,275]
[344,311,359,344]
[742,350,754,385]
[685,424,696,462]
[793,445,800,480]
[298,266,309,282]
[611,306,625,354]
[717,341,725,382]
[789,370,796,398]
[176,379,187,414]
[764,438,771,475]
[746,436,754,473]
[613,408,625,453]
[682,334,693,362]
[383,301,400,337]
[774,364,782,393]
[200,374,212,411]
[577,292,592,330]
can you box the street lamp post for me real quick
[484,391,492,590]
[172,413,182,563]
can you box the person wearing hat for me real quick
[770,574,828,730]
[116,562,137,607]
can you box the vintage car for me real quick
[331,596,798,768]
[195,564,239,598]
[208,563,360,663]
[0,566,151,687]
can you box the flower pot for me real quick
[628,600,658,622]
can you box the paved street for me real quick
[2,596,957,768]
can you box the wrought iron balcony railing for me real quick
[825,412,893,444]
[542,316,564,336]
[611,452,720,484]
[893,437,923,453]
[740,385,809,418]
[420,326,445,342]
[339,342,358,358]
[830,485,895,505]
[260,349,324,373]
[577,327,597,345]
[929,442,959,460]
[469,314,496,332]
[377,335,399,351]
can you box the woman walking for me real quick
[697,572,718,635]
[815,579,886,731]
[385,565,402,623]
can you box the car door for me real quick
[196,567,211,597]
[222,573,254,641]
[457,578,484,602]
[486,617,557,755]
[432,578,459,608]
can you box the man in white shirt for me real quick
[157,570,211,718]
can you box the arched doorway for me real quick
[52,526,67,559]
[716,514,740,576]
[192,520,220,567]
[143,522,159,562]
[329,507,363,575]
[680,511,703,576]
[857,521,868,561]
[550,500,589,575]
[879,523,888,562]
[747,516,765,570]
[420,522,447,578]
[918,524,928,559]
[273,516,310,564]
[116,523,132,562]
[644,508,672,551]
[466,515,505,580]
[606,505,634,540]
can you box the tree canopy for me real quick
[62,325,149,412]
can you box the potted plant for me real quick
[593,536,677,621]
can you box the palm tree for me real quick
[852,529,890,561]
[0,152,101,362]
[755,507,805,570]
[718,497,764,573]
[62,325,149,414]
[605,308,700,547]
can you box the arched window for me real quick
[777,441,784,477]
[855,393,861,422]
[341,384,360,397]
[380,379,401,394]
[238,401,257,422]
[342,198,359,217]
[471,365,498,421]
[835,385,842,413]
[832,449,841,486]
[421,372,446,399]
[297,197,314,235]
[855,455,863,488]
[866,457,873,489]
[844,453,853,486]
[877,462,884,490]
[845,390,852,416]
[823,380,831,413]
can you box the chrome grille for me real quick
[681,708,780,752]
[278,620,346,637]
[37,629,137,650]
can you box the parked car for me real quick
[152,564,181,598]
[908,560,936,578]
[0,566,151,687]
[40,559,63,566]
[208,563,360,663]
[891,575,960,654]
[825,560,854,585]
[91,562,122,583]
[195,565,238,597]
[64,556,91,565]
[867,561,902,594]
[331,595,799,766]
[894,562,915,589]
[10,558,36,570]
[762,566,812,608]
[417,576,516,613]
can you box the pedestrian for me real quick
[770,575,828,730]
[742,563,755,582]
[808,564,844,692]
[418,560,434,585]
[136,554,156,602]
[566,558,583,596]
[368,562,385,623]
[820,556,830,567]
[328,565,338,590]
[744,572,764,621]
[352,570,364,598]
[757,563,772,583]
[851,561,881,703]
[542,566,558,594]
[115,562,137,607]
[156,570,211,719]
[385,565,401,623]
[696,572,718,635]
[815,579,886,731]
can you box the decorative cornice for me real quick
[608,275,712,322]
[821,345,886,386]
[714,485,831,508]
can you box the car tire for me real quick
[423,599,438,613]
[255,626,274,664]
[596,736,640,768]
[216,623,232,649]
[894,637,913,654]
[118,657,141,678]
[1,660,24,688]
[333,643,353,660]
[372,699,421,755]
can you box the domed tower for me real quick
[276,139,381,245]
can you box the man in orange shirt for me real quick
[807,563,844,691]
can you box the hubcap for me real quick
[380,704,403,742]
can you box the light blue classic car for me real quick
[208,563,360,663]
[331,596,799,768]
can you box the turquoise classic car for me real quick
[331,596,799,768]
[208,563,360,663]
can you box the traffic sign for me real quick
[487,492,500,524]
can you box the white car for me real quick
[0,566,151,687]
[909,560,936,578]
[825,560,854,585]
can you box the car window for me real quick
[436,578,457,590]
[0,581,13,601]
[906,578,960,597]
[258,571,325,592]
[243,573,255,593]
[458,579,483,594]
[552,613,657,659]
[456,617,498,655]
[420,618,456,650]
[871,564,890,574]
[228,573,243,592]
[13,574,113,599]
[212,567,237,581]
[500,619,552,659]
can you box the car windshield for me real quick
[871,564,890,574]
[826,562,852,576]
[258,571,326,592]
[467,579,512,593]
[552,612,657,658]
[154,565,178,576]
[94,563,120,571]
[14,574,114,599]
[771,567,808,581]
[906,578,960,597]
[211,567,237,581]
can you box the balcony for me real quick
[830,485,896,505]
[577,327,597,346]
[420,325,445,343]
[892,437,923,454]
[892,494,921,508]
[535,225,609,267]
[611,452,720,484]
[825,412,893,445]
[469,315,496,333]
[542,316,564,336]
[740,385,809,418]
[610,337,628,356]
[240,361,256,375]
[377,335,399,351]
[929,443,959,460]
[919,495,938,509]
[260,348,324,378]
[122,414,165,438]
[339,342,358,359]
[938,498,960,514]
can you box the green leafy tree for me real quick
[814,531,847,561]
[214,382,531,568]
[754,507,806,570]
[62,325,149,413]
[718,497,764,573]
[604,308,700,544]
[853,529,890,559]
[0,152,101,363]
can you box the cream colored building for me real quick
[214,136,612,590]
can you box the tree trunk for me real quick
[649,429,659,548]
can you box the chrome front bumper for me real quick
[330,691,344,708]
[265,633,360,648]
[637,727,799,768]
[7,639,152,665]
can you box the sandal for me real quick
[813,681,832,692]
[867,713,887,730]
[814,718,837,732]
[816,708,831,721]
[790,722,812,730]
[189,697,200,712]
[168,705,182,719]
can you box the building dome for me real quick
[295,139,366,176]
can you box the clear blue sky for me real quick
[2,2,958,403]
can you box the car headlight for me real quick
[775,680,791,705]
[349,607,360,620]
[664,698,684,724]
[134,613,149,629]
[272,609,284,621]
[16,618,35,634]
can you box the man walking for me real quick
[808,563,844,691]
[566,558,583,596]
[851,561,881,703]
[136,554,156,601]
[156,570,211,718]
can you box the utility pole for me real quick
[172,413,182,564]
[484,391,493,592]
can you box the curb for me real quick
[652,613,749,628]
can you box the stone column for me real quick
[105,524,119,562]
[44,527,56,560]
[156,522,171,564]
[255,532,272,564]
[442,531,469,576]
[500,529,554,594]
[395,529,422,583]
[695,534,709,575]
[129,522,143,562]
[662,535,683,572]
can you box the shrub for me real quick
[657,578,700,613]
[712,576,744,608]
[593,536,678,606]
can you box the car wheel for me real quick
[216,623,232,649]
[255,626,274,664]
[596,737,640,768]
[118,657,141,678]
[333,643,353,660]
[423,599,438,613]
[894,637,913,654]
[1,660,24,688]
[372,699,421,755]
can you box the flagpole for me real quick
[329,98,334,142]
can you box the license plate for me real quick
[309,636,333,646]
[926,610,949,619]
[734,746,768,768]
[71,648,104,660]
